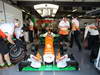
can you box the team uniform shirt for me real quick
[84,23,99,39]
[15,28,23,39]
[0,23,15,38]
[58,20,70,35]
[72,18,80,31]
[0,23,15,54]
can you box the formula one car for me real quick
[18,31,79,71]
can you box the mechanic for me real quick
[58,16,70,55]
[70,15,82,51]
[0,19,21,67]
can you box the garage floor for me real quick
[0,43,100,75]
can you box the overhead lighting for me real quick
[37,10,42,14]
[72,9,77,12]
[53,9,58,14]
[22,9,25,12]
[67,14,71,17]
[34,3,59,17]
[27,12,30,15]
[79,15,83,17]
[86,8,100,15]
[52,14,55,17]
[91,16,96,18]
[34,4,59,10]
[42,9,51,16]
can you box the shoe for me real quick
[0,65,4,69]
[0,64,8,69]
[7,64,14,67]
[0,64,5,67]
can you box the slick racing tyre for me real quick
[9,39,26,64]
[9,45,26,64]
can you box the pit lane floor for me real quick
[0,43,100,75]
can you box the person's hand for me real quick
[71,31,74,34]
[12,43,15,45]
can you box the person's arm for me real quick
[90,25,97,29]
[40,33,47,37]
[6,34,15,44]
[84,26,89,40]
[51,33,59,37]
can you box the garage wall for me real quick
[0,1,23,26]
[80,19,95,27]
[0,1,5,24]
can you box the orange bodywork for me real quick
[56,49,61,60]
[44,35,54,55]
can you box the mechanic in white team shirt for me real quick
[14,19,23,39]
[70,15,82,51]
[58,16,70,56]
[84,23,99,62]
[0,19,21,67]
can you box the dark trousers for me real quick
[0,37,9,54]
[70,30,82,51]
[59,35,69,56]
[32,44,38,56]
[28,30,34,43]
[88,35,100,61]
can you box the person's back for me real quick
[0,19,21,68]
[0,23,14,36]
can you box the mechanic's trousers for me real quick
[70,30,82,51]
[88,35,100,61]
[59,35,69,56]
